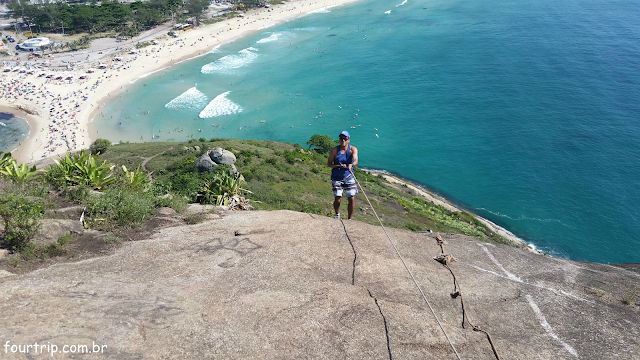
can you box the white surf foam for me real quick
[308,8,331,14]
[164,87,208,111]
[199,91,242,118]
[208,45,222,54]
[396,0,407,7]
[201,47,259,74]
[257,33,282,43]
[384,10,391,14]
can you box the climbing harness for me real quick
[349,169,502,360]
[348,170,462,360]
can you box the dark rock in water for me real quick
[209,147,236,165]
[196,153,217,172]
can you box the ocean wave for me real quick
[256,33,282,44]
[164,87,208,111]
[308,8,331,14]
[199,91,242,118]
[201,47,259,74]
[290,27,325,31]
[208,45,221,54]
[384,10,391,14]
[396,0,407,7]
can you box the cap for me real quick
[339,131,350,139]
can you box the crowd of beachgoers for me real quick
[0,0,358,164]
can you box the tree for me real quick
[306,134,338,154]
[89,139,111,155]
[183,0,209,27]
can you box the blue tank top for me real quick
[331,144,353,181]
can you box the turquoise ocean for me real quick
[0,113,30,153]
[95,0,640,263]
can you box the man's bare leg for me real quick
[347,196,355,219]
[334,196,342,216]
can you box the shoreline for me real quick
[1,0,361,164]
[0,0,537,254]
[364,169,538,253]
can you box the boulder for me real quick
[209,147,236,165]
[183,203,216,215]
[194,145,200,152]
[0,269,15,278]
[45,205,85,216]
[34,219,84,245]
[156,207,178,216]
[195,153,218,172]
[0,249,8,260]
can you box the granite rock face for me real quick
[34,219,84,245]
[209,147,236,166]
[195,152,218,172]
[196,147,237,172]
[1,211,638,359]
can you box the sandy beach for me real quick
[0,0,359,164]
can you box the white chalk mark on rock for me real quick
[477,243,522,282]
[470,266,594,304]
[526,295,579,357]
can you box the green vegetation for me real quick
[98,138,509,244]
[0,193,44,252]
[0,136,513,265]
[6,0,263,39]
[89,138,111,155]
[306,134,338,154]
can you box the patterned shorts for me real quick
[332,178,358,198]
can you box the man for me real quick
[327,131,359,220]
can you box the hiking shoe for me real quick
[333,213,340,219]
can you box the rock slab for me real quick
[0,211,638,359]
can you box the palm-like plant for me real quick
[49,151,115,190]
[199,171,249,206]
[72,155,115,190]
[0,151,12,167]
[0,161,40,184]
[122,165,152,191]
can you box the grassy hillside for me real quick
[0,138,515,271]
[100,139,511,243]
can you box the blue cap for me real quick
[339,130,350,138]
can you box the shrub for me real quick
[198,171,249,206]
[154,194,188,213]
[198,137,207,142]
[89,138,111,155]
[84,188,155,229]
[47,151,115,190]
[185,213,203,224]
[0,161,40,184]
[306,134,338,154]
[0,195,44,251]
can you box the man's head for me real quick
[339,131,350,144]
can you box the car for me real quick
[8,38,14,43]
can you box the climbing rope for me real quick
[348,170,462,360]
[433,234,502,360]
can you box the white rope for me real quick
[350,170,462,360]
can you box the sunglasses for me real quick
[339,137,349,141]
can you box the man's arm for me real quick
[349,146,358,170]
[327,147,339,168]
